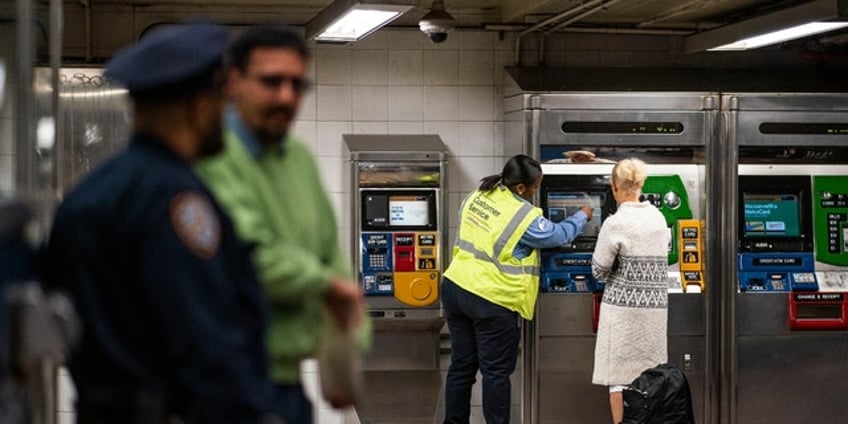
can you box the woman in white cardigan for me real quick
[591,158,670,424]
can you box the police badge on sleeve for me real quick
[170,192,221,259]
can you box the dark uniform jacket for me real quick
[44,134,277,424]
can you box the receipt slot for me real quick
[344,135,448,423]
[789,292,848,330]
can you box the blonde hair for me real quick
[612,158,647,196]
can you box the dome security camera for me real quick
[419,0,455,43]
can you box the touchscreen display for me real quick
[743,193,800,237]
[546,192,605,237]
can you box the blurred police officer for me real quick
[42,22,284,424]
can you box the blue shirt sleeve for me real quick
[513,210,588,259]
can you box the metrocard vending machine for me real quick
[343,134,448,423]
[535,161,706,424]
[727,92,848,424]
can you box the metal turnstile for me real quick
[725,93,848,424]
[343,135,448,423]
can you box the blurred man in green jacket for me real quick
[196,25,370,424]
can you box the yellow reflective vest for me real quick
[443,185,542,320]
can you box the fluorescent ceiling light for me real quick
[685,0,848,53]
[709,22,848,51]
[305,0,416,43]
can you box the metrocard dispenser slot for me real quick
[789,292,848,330]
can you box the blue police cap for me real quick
[105,22,229,95]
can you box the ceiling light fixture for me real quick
[305,0,417,43]
[684,0,848,53]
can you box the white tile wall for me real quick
[459,122,497,157]
[316,86,352,121]
[351,86,388,121]
[316,49,352,85]
[291,120,318,154]
[423,50,460,85]
[316,156,342,194]
[425,121,460,150]
[387,86,425,121]
[458,86,496,121]
[423,86,460,121]
[316,121,352,157]
[298,89,318,121]
[352,50,388,85]
[387,50,424,85]
[351,121,388,134]
[386,121,425,134]
[384,30,425,50]
[459,50,496,85]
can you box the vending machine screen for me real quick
[362,190,437,231]
[738,175,813,253]
[743,193,801,237]
[389,195,431,227]
[546,191,605,238]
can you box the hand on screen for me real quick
[580,205,594,221]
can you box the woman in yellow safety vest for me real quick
[442,154,593,424]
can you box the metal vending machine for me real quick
[343,134,448,423]
[724,93,848,424]
[504,90,715,424]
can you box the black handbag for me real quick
[621,363,695,424]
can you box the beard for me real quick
[257,105,296,144]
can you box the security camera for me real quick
[419,0,455,44]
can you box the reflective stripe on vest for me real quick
[454,199,539,276]
[444,186,541,319]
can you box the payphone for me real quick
[343,134,448,423]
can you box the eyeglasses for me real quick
[247,73,312,94]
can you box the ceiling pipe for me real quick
[538,0,626,64]
[513,0,607,65]
[638,0,715,28]
[557,27,692,35]
[486,23,713,33]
